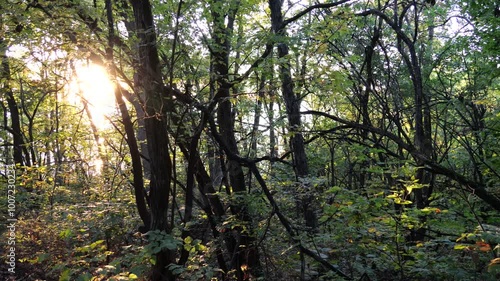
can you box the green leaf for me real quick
[167,263,185,275]
[59,229,73,239]
[59,268,72,281]
[393,198,412,205]
[76,273,92,281]
[454,244,469,250]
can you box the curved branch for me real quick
[282,0,352,29]
[301,110,500,212]
[207,114,352,280]
[356,9,413,49]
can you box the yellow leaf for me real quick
[488,258,500,273]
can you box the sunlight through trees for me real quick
[1,0,499,280]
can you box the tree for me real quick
[2,0,499,280]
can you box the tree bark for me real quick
[358,7,434,241]
[105,0,151,233]
[129,0,175,280]
[268,0,316,230]
[1,38,25,167]
[210,0,260,278]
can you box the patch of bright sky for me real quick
[8,42,116,130]
[68,61,116,130]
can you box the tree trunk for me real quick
[268,0,316,230]
[105,0,151,233]
[358,6,435,241]
[116,0,151,180]
[1,38,25,167]
[358,21,380,192]
[247,75,265,187]
[129,0,175,279]
[404,12,434,242]
[117,86,152,230]
[210,0,260,278]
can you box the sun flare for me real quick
[70,63,116,129]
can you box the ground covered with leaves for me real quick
[1,176,499,281]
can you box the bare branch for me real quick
[282,0,352,29]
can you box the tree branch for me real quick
[282,0,352,29]
[301,110,500,212]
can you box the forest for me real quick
[0,0,499,280]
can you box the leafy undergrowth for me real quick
[1,177,500,281]
[1,184,151,281]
